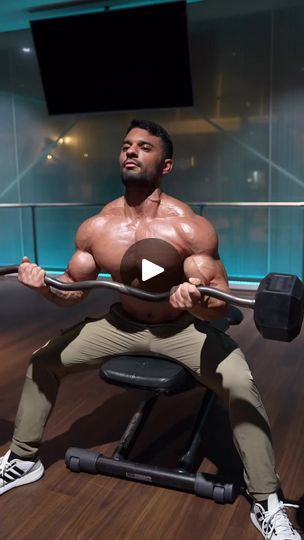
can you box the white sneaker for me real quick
[0,451,44,495]
[251,492,301,539]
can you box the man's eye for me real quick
[142,146,151,151]
[122,145,129,151]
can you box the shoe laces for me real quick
[0,452,11,479]
[257,500,299,539]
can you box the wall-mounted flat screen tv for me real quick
[30,1,193,115]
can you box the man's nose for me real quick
[126,145,138,157]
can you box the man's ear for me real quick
[162,159,173,175]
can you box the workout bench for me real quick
[65,306,243,504]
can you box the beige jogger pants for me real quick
[11,303,278,500]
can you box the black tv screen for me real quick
[30,1,193,115]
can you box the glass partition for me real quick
[34,205,101,269]
[200,204,303,280]
[0,203,303,281]
[1,4,304,281]
[0,207,34,264]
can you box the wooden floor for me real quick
[0,277,303,540]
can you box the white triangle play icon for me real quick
[142,258,164,282]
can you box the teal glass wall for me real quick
[0,3,304,279]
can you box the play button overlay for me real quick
[142,259,164,282]
[120,238,184,293]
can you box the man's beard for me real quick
[121,166,160,187]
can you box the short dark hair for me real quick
[125,119,173,159]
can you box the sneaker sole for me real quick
[250,512,264,536]
[0,462,44,495]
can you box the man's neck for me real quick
[124,186,162,220]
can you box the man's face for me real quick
[119,127,169,187]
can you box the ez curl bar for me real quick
[0,266,303,342]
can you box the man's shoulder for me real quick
[100,197,124,216]
[77,199,124,230]
[160,193,195,217]
[182,214,218,254]
[161,194,215,229]
[77,200,123,236]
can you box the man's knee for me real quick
[218,350,257,399]
[26,340,65,380]
[227,371,257,401]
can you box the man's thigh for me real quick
[149,320,245,386]
[34,315,150,370]
[149,320,208,376]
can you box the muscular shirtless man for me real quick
[0,120,300,539]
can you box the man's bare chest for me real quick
[91,219,190,276]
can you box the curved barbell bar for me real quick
[0,265,255,309]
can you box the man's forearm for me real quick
[39,285,87,307]
[188,297,228,321]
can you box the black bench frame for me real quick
[65,308,243,504]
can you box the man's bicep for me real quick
[63,217,101,282]
[184,254,229,290]
[63,249,99,282]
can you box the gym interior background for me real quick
[0,0,304,281]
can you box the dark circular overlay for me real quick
[120,238,184,294]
